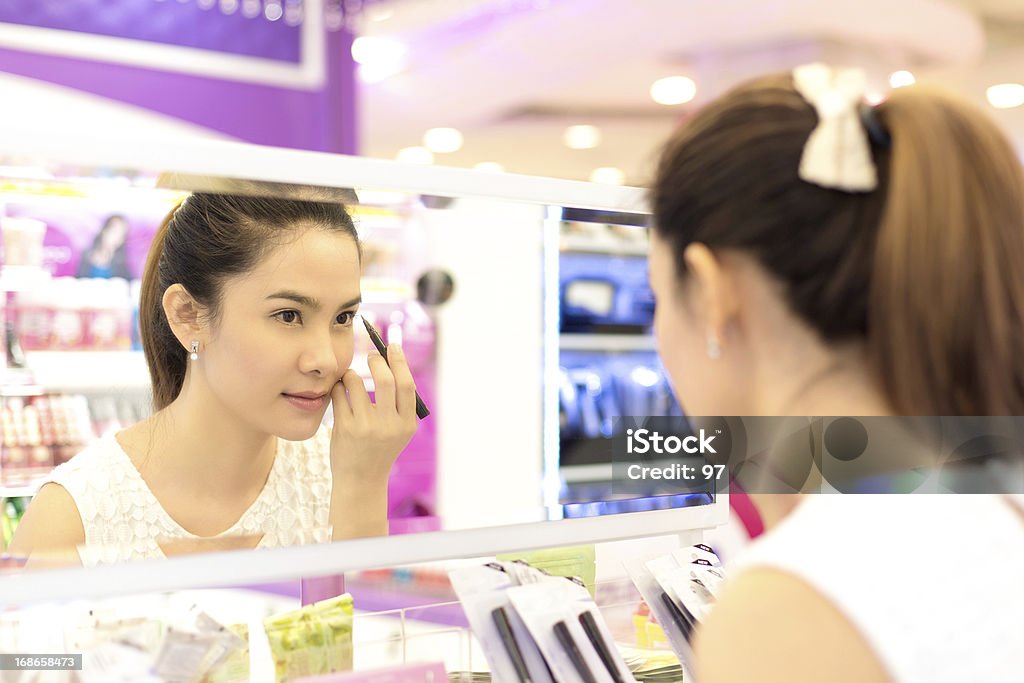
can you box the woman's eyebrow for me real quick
[266,291,361,310]
[266,290,321,309]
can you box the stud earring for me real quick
[189,340,199,361]
[706,334,722,360]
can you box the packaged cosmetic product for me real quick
[80,640,163,683]
[671,543,721,568]
[65,613,165,656]
[670,544,725,600]
[496,545,596,596]
[86,278,132,350]
[52,277,86,349]
[543,573,635,683]
[449,564,555,683]
[263,593,354,683]
[623,558,695,681]
[191,609,248,674]
[687,564,725,599]
[506,581,613,683]
[0,217,46,268]
[13,287,54,350]
[663,576,714,626]
[154,625,225,682]
[644,557,703,632]
[568,600,634,683]
[202,623,249,683]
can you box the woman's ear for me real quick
[682,243,740,342]
[162,284,206,351]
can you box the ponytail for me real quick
[139,204,187,411]
[870,87,1024,415]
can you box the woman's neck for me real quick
[751,336,894,417]
[125,383,277,500]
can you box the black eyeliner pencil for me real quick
[361,316,431,419]
[578,611,626,683]
[553,620,598,683]
[491,607,533,683]
[659,592,695,643]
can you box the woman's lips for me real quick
[282,393,327,411]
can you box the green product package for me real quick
[496,545,597,596]
[264,593,354,682]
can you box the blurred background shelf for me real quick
[559,333,656,352]
[559,235,649,256]
[0,477,46,498]
[22,350,150,393]
[0,265,51,293]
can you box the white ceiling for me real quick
[357,0,1024,183]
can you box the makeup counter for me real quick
[0,134,728,682]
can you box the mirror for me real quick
[0,140,722,574]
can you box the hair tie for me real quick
[792,63,879,193]
[858,103,892,149]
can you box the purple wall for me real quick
[0,0,303,62]
[0,2,357,153]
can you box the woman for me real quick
[11,192,418,564]
[648,64,1024,681]
[76,214,132,279]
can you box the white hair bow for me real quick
[792,63,878,192]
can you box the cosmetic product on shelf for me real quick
[264,593,354,683]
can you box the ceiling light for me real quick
[987,83,1024,109]
[589,167,625,185]
[423,128,464,153]
[474,162,505,173]
[396,146,434,164]
[563,125,601,150]
[264,1,283,21]
[352,37,406,83]
[367,5,394,22]
[865,91,886,106]
[241,0,261,18]
[889,70,915,88]
[650,76,697,105]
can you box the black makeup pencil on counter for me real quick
[578,611,626,683]
[491,607,533,683]
[659,592,695,643]
[553,620,598,683]
[360,316,430,419]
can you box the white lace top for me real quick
[45,426,334,566]
[730,494,1024,682]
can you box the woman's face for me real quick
[201,225,361,441]
[102,218,128,250]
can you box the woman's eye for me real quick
[275,310,302,324]
[336,312,355,326]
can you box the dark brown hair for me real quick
[139,192,359,410]
[651,74,1024,415]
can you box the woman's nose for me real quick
[299,331,341,377]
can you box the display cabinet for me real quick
[0,132,726,681]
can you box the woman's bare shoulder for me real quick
[694,567,891,683]
[7,483,86,563]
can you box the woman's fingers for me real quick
[337,369,371,422]
[367,349,396,414]
[387,344,418,418]
[330,377,353,425]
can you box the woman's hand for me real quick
[327,343,419,539]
